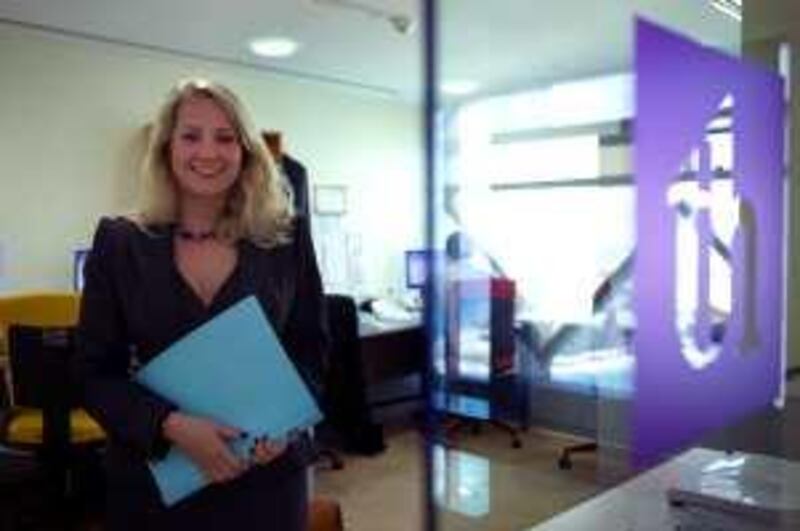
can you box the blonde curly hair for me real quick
[137,78,294,246]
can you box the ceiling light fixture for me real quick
[441,80,479,96]
[312,0,416,35]
[249,37,300,58]
[710,0,742,22]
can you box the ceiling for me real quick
[0,0,740,102]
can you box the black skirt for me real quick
[104,446,309,531]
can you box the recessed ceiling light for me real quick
[249,38,300,58]
[441,80,479,96]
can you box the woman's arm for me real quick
[74,218,176,459]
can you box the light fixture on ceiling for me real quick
[312,0,416,35]
[249,37,300,58]
[441,80,479,96]
[710,0,742,21]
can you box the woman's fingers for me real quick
[162,413,253,484]
[215,423,246,441]
[200,446,244,483]
[218,446,247,477]
[250,437,287,465]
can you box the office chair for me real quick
[0,293,106,523]
[315,295,385,467]
[0,449,50,530]
[0,293,105,449]
[439,278,527,449]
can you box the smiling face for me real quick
[169,93,243,200]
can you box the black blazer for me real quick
[74,216,327,524]
[283,154,310,219]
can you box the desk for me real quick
[531,448,799,530]
[359,321,424,384]
[358,315,424,407]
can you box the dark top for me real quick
[283,154,310,219]
[74,216,327,529]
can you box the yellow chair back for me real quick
[0,291,81,327]
[0,292,81,353]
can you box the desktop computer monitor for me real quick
[405,250,432,289]
[73,248,89,291]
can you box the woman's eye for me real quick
[217,135,236,144]
[180,132,199,142]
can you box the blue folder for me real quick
[134,295,323,506]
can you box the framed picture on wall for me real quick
[314,184,347,215]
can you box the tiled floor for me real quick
[314,422,624,531]
[316,375,800,531]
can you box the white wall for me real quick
[0,22,422,296]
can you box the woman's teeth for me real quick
[191,163,223,176]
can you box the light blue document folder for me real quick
[134,295,323,506]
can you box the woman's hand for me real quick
[249,436,287,466]
[162,411,248,484]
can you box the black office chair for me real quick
[317,295,385,459]
[0,450,49,530]
[1,325,105,526]
[438,278,528,449]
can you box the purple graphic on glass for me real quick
[634,18,785,466]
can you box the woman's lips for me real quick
[190,163,225,177]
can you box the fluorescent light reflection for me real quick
[710,0,742,22]
[433,445,491,518]
[549,348,634,378]
[442,80,480,96]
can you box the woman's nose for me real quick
[197,137,219,157]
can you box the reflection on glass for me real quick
[441,71,638,401]
[436,270,518,421]
[444,278,491,381]
[430,0,756,528]
[433,445,491,518]
[549,348,634,397]
[447,74,636,325]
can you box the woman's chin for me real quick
[179,185,230,201]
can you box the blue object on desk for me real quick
[134,296,323,506]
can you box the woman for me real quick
[75,79,327,530]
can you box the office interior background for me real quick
[0,0,799,530]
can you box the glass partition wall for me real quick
[424,1,796,529]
